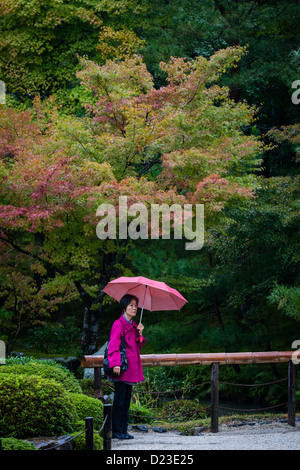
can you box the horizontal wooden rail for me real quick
[81,351,295,368]
[82,351,297,434]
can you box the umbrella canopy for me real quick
[102,276,187,323]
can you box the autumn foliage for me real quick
[0,48,264,352]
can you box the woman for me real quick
[107,294,146,439]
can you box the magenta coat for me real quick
[107,315,146,383]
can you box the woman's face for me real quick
[124,299,138,318]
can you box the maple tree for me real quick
[0,47,264,353]
[0,102,184,353]
[75,49,264,226]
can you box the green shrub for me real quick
[78,378,95,397]
[0,373,77,438]
[0,437,37,450]
[71,430,103,450]
[73,420,86,432]
[78,378,113,397]
[69,393,104,430]
[161,399,207,422]
[0,360,82,394]
[129,402,154,424]
[134,366,191,407]
[6,355,41,366]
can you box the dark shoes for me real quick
[112,432,134,440]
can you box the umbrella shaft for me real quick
[139,307,144,324]
[139,285,147,324]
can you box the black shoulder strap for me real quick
[107,321,126,344]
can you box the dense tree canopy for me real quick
[0,47,267,353]
[0,0,299,370]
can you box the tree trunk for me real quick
[79,240,131,355]
[82,307,103,355]
[74,280,94,354]
[208,251,225,331]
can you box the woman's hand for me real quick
[136,323,144,336]
[113,366,121,375]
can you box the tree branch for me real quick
[0,232,65,276]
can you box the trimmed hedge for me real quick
[0,437,37,450]
[0,373,77,438]
[0,360,82,394]
[69,393,104,430]
[71,431,103,450]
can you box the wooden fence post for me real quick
[288,360,296,426]
[103,404,112,450]
[94,367,104,402]
[211,362,219,433]
[85,417,94,450]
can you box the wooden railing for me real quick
[81,351,295,367]
[81,351,297,434]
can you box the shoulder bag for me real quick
[103,330,128,376]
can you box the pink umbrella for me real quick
[102,276,187,324]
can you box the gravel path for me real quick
[111,420,300,450]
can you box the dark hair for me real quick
[120,294,139,313]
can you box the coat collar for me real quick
[119,314,137,331]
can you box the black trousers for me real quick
[112,381,133,434]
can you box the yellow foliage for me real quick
[97,26,146,61]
